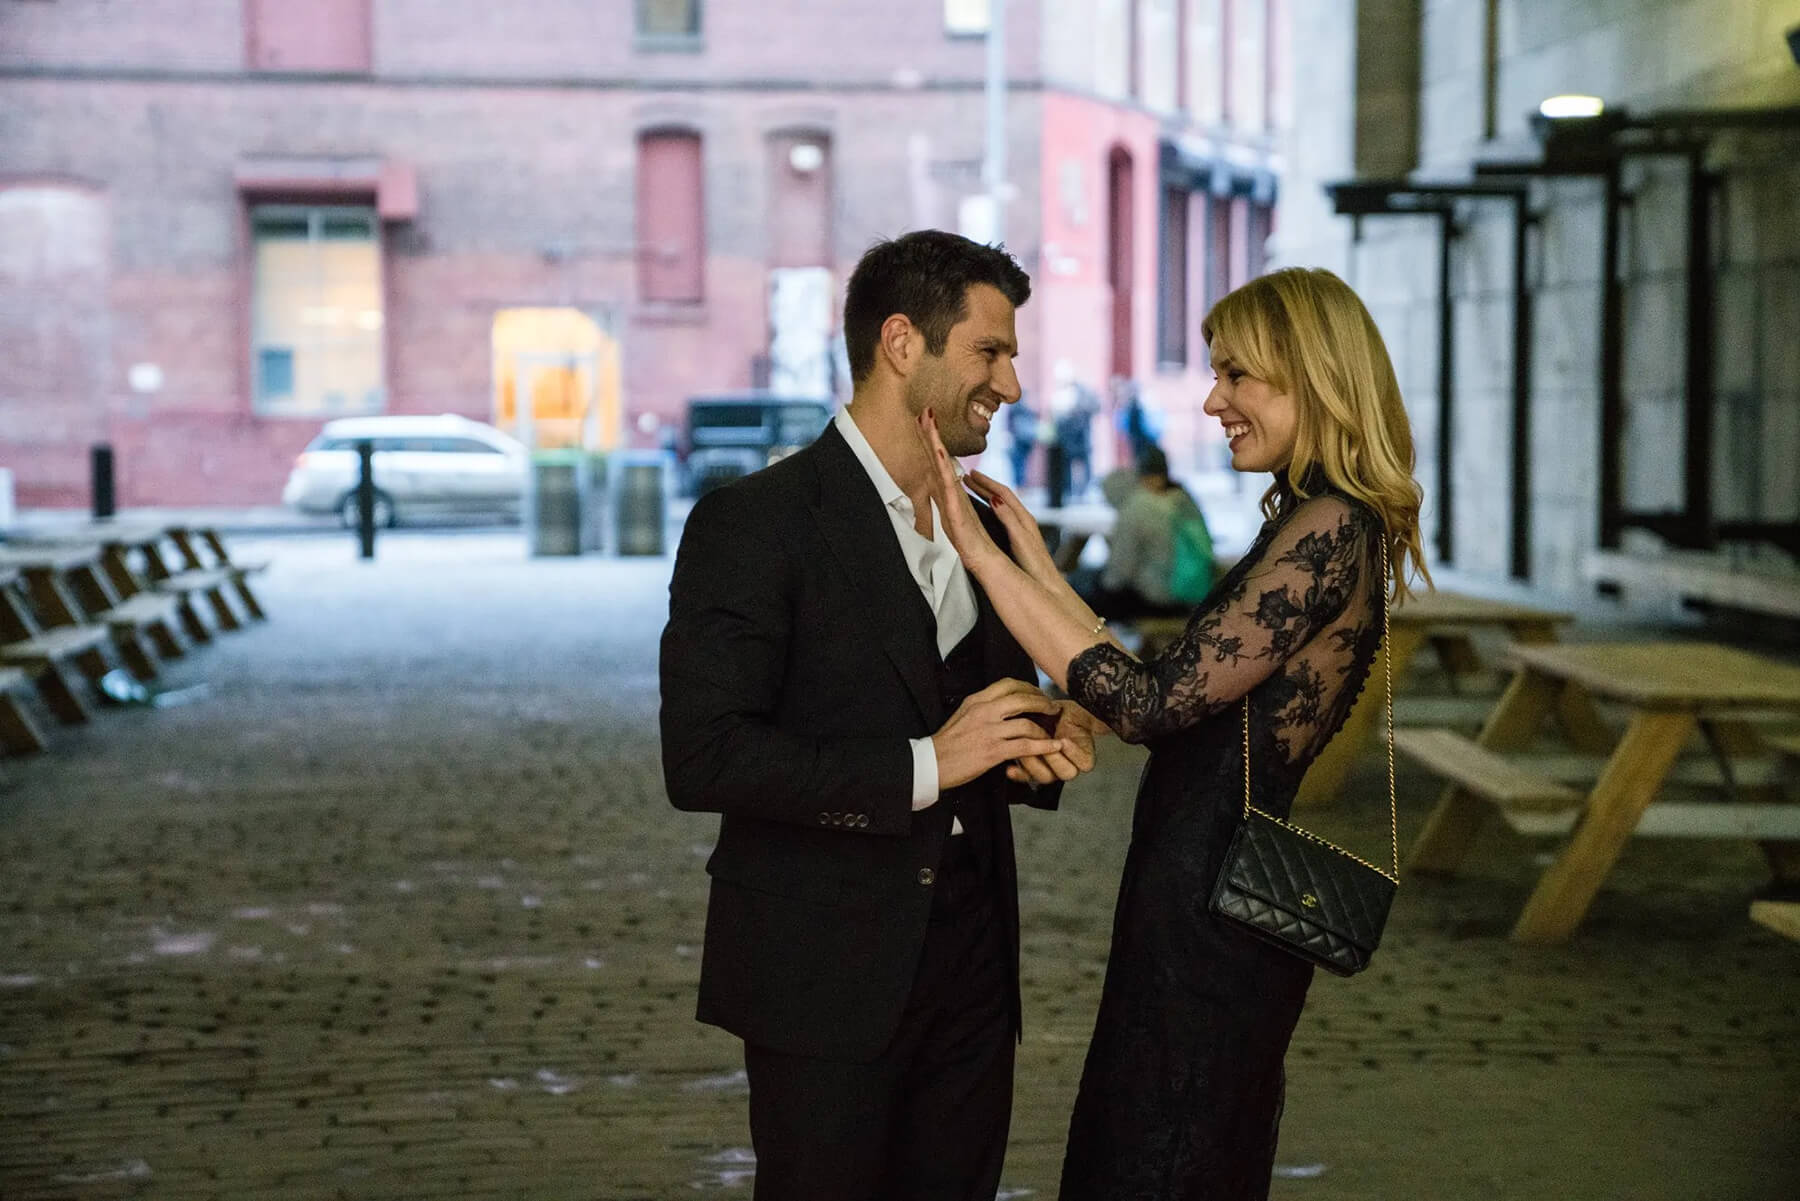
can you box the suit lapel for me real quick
[807,426,944,729]
[970,501,1025,681]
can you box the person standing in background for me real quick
[1006,394,1040,488]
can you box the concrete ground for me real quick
[0,530,1796,1201]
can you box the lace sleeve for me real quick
[1067,496,1375,744]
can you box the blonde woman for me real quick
[921,268,1429,1200]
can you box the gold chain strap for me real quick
[1241,545,1399,884]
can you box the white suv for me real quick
[282,415,528,527]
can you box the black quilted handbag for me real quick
[1209,584,1399,977]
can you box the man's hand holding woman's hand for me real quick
[932,679,1092,793]
[1006,698,1111,786]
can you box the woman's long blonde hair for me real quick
[1202,267,1430,600]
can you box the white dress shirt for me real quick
[833,409,978,821]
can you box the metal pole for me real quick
[1509,195,1535,580]
[90,444,115,521]
[1683,147,1715,546]
[1598,162,1624,550]
[356,439,376,560]
[1436,208,1456,565]
[984,0,1008,245]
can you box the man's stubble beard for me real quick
[925,380,993,460]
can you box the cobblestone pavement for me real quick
[1,532,1796,1201]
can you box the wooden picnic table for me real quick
[1040,505,1116,571]
[166,524,269,621]
[1295,590,1579,807]
[1406,641,1800,944]
[0,561,114,726]
[9,522,239,640]
[0,544,182,679]
[0,566,45,754]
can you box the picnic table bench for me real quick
[0,565,113,727]
[1585,549,1800,621]
[0,545,183,680]
[1294,591,1582,807]
[0,662,45,754]
[1403,641,1800,943]
[168,525,269,621]
[1749,734,1800,943]
[1750,900,1800,942]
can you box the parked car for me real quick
[282,415,529,527]
[682,393,834,496]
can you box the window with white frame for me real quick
[945,0,988,35]
[251,206,384,417]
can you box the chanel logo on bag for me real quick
[1301,893,1319,908]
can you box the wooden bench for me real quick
[0,664,46,754]
[0,569,113,725]
[1395,726,1585,816]
[1750,900,1800,942]
[147,566,240,636]
[1399,725,1800,840]
[91,593,185,677]
[1585,549,1800,621]
[133,531,242,635]
[169,525,269,621]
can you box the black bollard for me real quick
[356,439,376,560]
[91,444,116,520]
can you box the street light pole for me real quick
[983,0,1008,246]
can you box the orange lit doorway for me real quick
[491,308,620,451]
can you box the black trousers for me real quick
[743,839,1015,1201]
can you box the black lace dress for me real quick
[1058,488,1387,1201]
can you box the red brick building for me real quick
[0,0,1288,507]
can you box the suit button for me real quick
[856,814,869,828]
[818,812,831,825]
[918,868,936,886]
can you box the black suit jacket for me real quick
[659,423,1059,1062]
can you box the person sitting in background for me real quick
[1076,448,1213,620]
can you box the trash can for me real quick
[530,450,587,557]
[613,449,670,557]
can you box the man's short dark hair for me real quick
[842,230,1031,384]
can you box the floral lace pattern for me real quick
[1070,494,1380,764]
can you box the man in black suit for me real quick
[661,231,1099,1200]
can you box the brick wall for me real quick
[0,0,1270,508]
[0,0,1056,506]
[1,0,1043,84]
